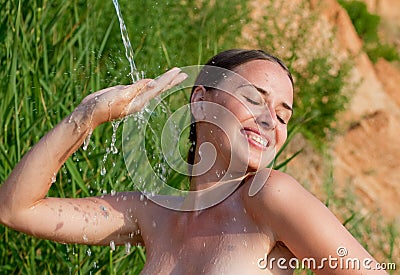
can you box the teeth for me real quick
[248,134,268,147]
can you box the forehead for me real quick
[232,60,294,104]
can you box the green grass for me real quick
[0,0,397,273]
[0,0,248,273]
[338,0,400,63]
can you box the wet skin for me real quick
[138,60,295,274]
[136,174,294,275]
[0,64,387,274]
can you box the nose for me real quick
[255,111,276,130]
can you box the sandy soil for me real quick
[243,0,400,261]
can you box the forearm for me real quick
[0,108,92,225]
[0,69,186,235]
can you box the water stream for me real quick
[97,0,144,175]
[112,0,142,83]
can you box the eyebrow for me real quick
[238,84,293,113]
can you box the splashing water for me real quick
[112,0,142,83]
[110,120,121,154]
[125,242,131,254]
[110,240,116,251]
[83,130,92,151]
[99,120,121,176]
[97,0,143,175]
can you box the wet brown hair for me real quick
[188,49,293,167]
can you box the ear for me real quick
[191,85,206,121]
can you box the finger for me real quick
[164,72,188,90]
[121,79,152,100]
[131,67,184,98]
[146,67,182,91]
[131,72,185,112]
[142,70,187,100]
[124,69,187,115]
[125,72,187,115]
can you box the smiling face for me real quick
[233,60,293,152]
[193,59,293,172]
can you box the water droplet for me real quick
[100,205,109,219]
[110,190,116,196]
[109,240,116,251]
[86,248,92,256]
[125,242,131,254]
[152,221,157,228]
[100,167,106,176]
[51,173,57,183]
[110,120,121,154]
[83,130,92,151]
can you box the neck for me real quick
[182,138,255,210]
[182,172,249,211]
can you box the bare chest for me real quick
[141,212,276,274]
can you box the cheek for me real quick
[275,125,288,150]
[227,100,255,122]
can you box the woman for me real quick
[0,49,386,274]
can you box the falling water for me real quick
[99,0,144,176]
[112,0,142,83]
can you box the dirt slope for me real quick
[243,0,400,224]
[322,0,400,224]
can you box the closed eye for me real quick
[243,95,261,105]
[277,111,291,125]
[277,116,287,124]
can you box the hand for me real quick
[72,67,187,130]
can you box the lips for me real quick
[241,127,271,150]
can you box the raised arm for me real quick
[252,170,388,274]
[0,68,186,246]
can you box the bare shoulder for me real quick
[245,169,314,209]
[243,168,326,233]
[242,169,384,274]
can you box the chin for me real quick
[249,150,275,170]
[230,153,272,174]
[247,160,271,173]
[223,141,276,173]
